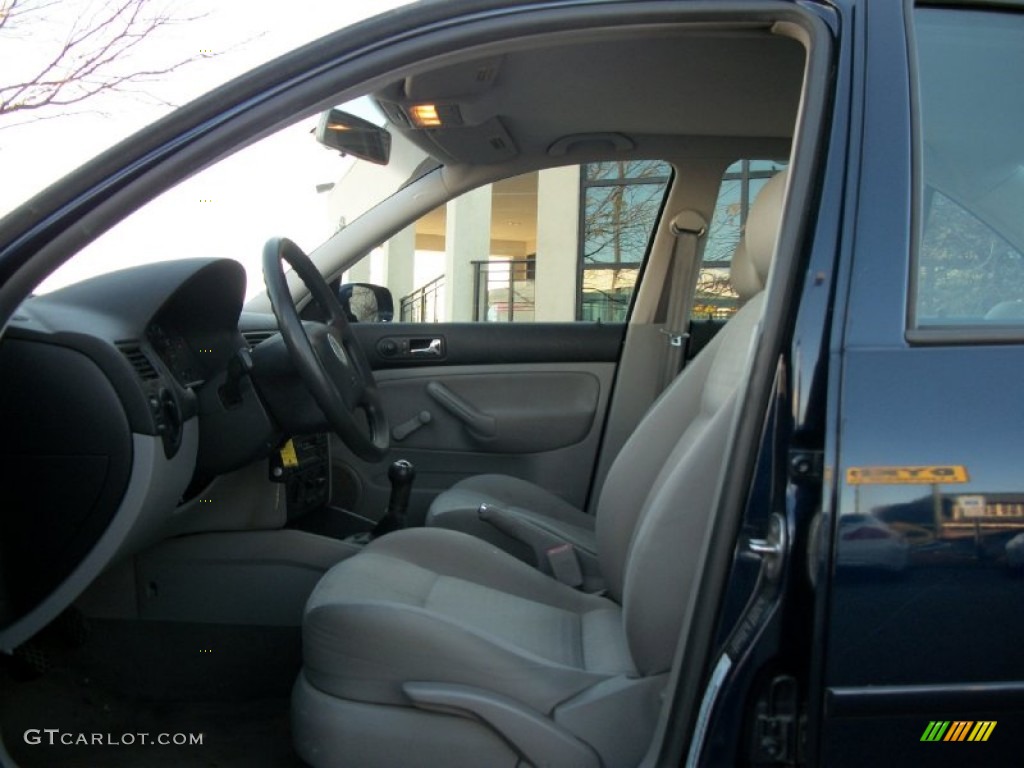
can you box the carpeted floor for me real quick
[0,616,306,767]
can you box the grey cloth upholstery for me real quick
[423,473,595,566]
[293,677,526,768]
[293,170,787,767]
[597,292,763,603]
[427,170,786,584]
[303,527,634,715]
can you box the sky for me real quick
[0,0,412,295]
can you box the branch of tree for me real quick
[0,0,219,120]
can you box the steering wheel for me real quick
[262,237,389,462]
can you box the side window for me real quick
[691,159,787,323]
[917,191,1024,323]
[579,160,672,322]
[912,8,1024,330]
[346,161,671,323]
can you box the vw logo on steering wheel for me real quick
[327,334,349,365]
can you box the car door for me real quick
[814,3,1024,766]
[317,162,675,525]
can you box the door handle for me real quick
[426,381,497,438]
[410,338,443,356]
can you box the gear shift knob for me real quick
[386,459,415,520]
[373,459,415,537]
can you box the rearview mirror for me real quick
[339,283,394,323]
[315,109,391,165]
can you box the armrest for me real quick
[478,504,604,591]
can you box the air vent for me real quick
[489,136,507,151]
[117,343,159,381]
[242,330,276,349]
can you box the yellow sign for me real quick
[846,465,969,485]
[279,439,299,468]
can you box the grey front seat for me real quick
[425,171,787,587]
[291,171,786,768]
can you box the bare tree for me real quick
[582,160,669,266]
[0,0,217,124]
[580,160,669,319]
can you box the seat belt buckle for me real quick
[660,328,689,348]
[546,543,584,588]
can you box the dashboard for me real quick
[0,257,280,646]
[148,321,207,389]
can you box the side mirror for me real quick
[315,109,391,165]
[339,283,394,323]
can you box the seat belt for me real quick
[659,209,707,391]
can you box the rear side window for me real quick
[691,159,787,323]
[580,160,672,322]
[356,161,671,325]
[911,8,1024,332]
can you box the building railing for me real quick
[472,258,536,322]
[400,275,444,322]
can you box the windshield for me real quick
[34,98,423,300]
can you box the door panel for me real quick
[379,368,602,454]
[331,322,624,524]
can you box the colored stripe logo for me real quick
[920,721,996,742]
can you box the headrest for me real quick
[985,299,1024,320]
[729,168,788,300]
[728,240,760,301]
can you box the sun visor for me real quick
[422,116,518,164]
[403,57,504,100]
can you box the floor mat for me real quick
[0,617,305,767]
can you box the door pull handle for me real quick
[426,381,497,438]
